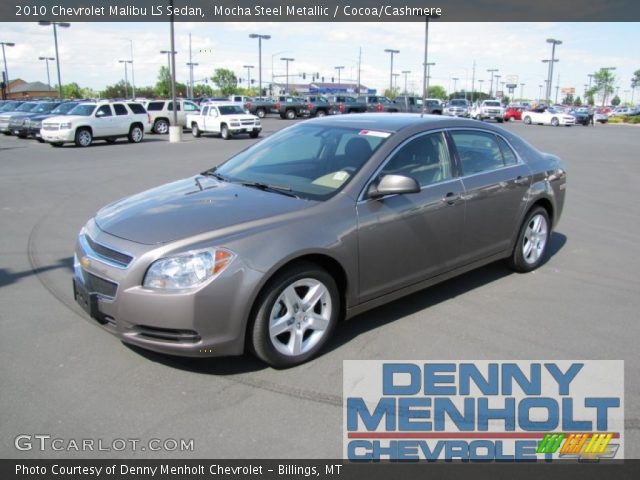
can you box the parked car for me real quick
[0,102,38,134]
[470,100,505,122]
[21,101,81,141]
[143,99,200,134]
[187,102,261,139]
[522,107,576,126]
[9,101,62,137]
[304,95,339,117]
[358,95,399,113]
[0,100,26,113]
[244,98,277,118]
[594,110,609,124]
[72,114,566,367]
[41,100,151,147]
[274,96,311,119]
[394,96,443,114]
[504,106,525,122]
[325,95,368,114]
[444,99,471,117]
[567,108,590,126]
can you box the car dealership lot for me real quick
[1,119,639,458]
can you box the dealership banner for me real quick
[1,0,639,22]
[344,360,624,462]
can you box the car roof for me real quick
[203,102,245,107]
[307,112,503,133]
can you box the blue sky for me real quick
[1,22,638,102]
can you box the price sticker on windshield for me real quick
[359,130,391,138]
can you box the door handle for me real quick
[443,192,461,205]
[515,176,529,185]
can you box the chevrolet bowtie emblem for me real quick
[80,256,90,268]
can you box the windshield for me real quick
[450,100,468,107]
[218,105,246,115]
[51,103,79,115]
[215,123,389,201]
[484,101,501,107]
[16,103,38,112]
[377,97,392,104]
[547,108,560,114]
[0,102,21,112]
[68,104,97,116]
[32,102,58,113]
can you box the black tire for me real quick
[249,131,260,138]
[285,109,296,120]
[192,123,201,138]
[315,109,327,118]
[256,108,266,119]
[497,118,504,123]
[2,131,10,136]
[74,128,92,147]
[249,262,340,368]
[50,142,63,147]
[153,119,170,134]
[36,138,45,143]
[507,206,551,273]
[128,125,144,143]
[551,117,559,127]
[220,124,231,140]
[523,116,532,125]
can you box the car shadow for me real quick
[124,232,567,374]
[0,256,74,288]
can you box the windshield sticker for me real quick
[359,130,391,138]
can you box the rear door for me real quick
[448,129,531,264]
[357,131,465,302]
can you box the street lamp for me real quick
[118,60,132,98]
[520,83,525,101]
[281,57,294,94]
[39,56,55,91]
[249,34,270,97]
[545,38,562,101]
[186,62,198,97]
[451,77,459,96]
[494,75,502,98]
[401,70,411,94]
[487,69,498,97]
[1,42,15,96]
[392,73,400,92]
[478,79,484,93]
[159,50,177,76]
[538,84,544,102]
[334,66,344,88]
[424,62,435,98]
[242,65,254,89]
[123,38,136,98]
[38,22,70,98]
[384,49,400,92]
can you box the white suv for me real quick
[41,101,151,147]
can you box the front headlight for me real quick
[60,122,72,129]
[143,248,236,290]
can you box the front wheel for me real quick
[249,130,260,138]
[74,128,92,147]
[220,124,231,140]
[551,117,559,127]
[315,110,327,118]
[249,262,340,368]
[153,119,169,134]
[192,123,201,137]
[256,108,266,119]
[285,109,296,120]
[507,207,551,273]
[128,125,144,143]
[523,116,532,125]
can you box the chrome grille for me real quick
[82,271,118,298]
[84,234,133,267]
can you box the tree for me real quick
[155,66,171,97]
[426,85,447,100]
[60,82,82,99]
[631,69,639,103]
[611,95,621,106]
[101,80,132,99]
[383,88,399,100]
[562,94,574,105]
[211,68,238,96]
[588,68,616,106]
[574,96,582,106]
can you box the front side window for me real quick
[96,105,113,117]
[183,102,199,112]
[218,105,246,115]
[450,131,509,175]
[380,132,452,187]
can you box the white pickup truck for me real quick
[186,102,261,140]
[470,100,505,123]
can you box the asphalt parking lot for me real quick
[1,118,639,459]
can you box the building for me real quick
[270,82,374,96]
[4,79,57,100]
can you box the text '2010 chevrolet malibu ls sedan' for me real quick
[73,114,566,368]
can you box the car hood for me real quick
[0,112,33,120]
[28,112,63,122]
[43,114,87,124]
[222,114,258,121]
[94,175,311,245]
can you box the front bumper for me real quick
[72,221,263,357]
[0,120,11,133]
[41,128,75,143]
[229,125,261,135]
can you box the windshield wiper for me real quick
[238,181,299,198]
[200,167,228,182]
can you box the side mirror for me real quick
[95,110,105,117]
[367,174,420,199]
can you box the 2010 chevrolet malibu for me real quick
[73,114,566,367]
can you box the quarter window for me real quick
[380,132,452,186]
[496,136,518,166]
[450,131,506,175]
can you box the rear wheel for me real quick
[128,125,144,143]
[523,116,532,125]
[285,109,296,120]
[153,119,169,134]
[315,109,327,118]
[249,262,340,368]
[551,117,559,127]
[507,207,551,273]
[256,108,266,118]
[249,131,260,138]
[74,128,92,147]
[192,123,201,137]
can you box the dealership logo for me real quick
[343,361,624,462]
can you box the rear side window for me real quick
[113,104,128,116]
[146,102,165,111]
[450,131,504,175]
[128,103,147,114]
[168,102,181,111]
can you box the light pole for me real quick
[1,42,15,96]
[451,77,459,97]
[334,66,344,88]
[249,33,270,97]
[186,62,198,97]
[384,48,399,92]
[123,38,136,98]
[281,57,294,94]
[243,65,254,89]
[160,50,177,96]
[392,73,400,93]
[38,56,55,91]
[424,62,435,98]
[401,70,411,94]
[478,79,484,94]
[538,84,543,102]
[118,60,132,98]
[600,66,616,106]
[520,83,525,101]
[494,75,502,98]
[542,59,558,100]
[545,38,562,101]
[487,69,498,97]
[38,22,70,98]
